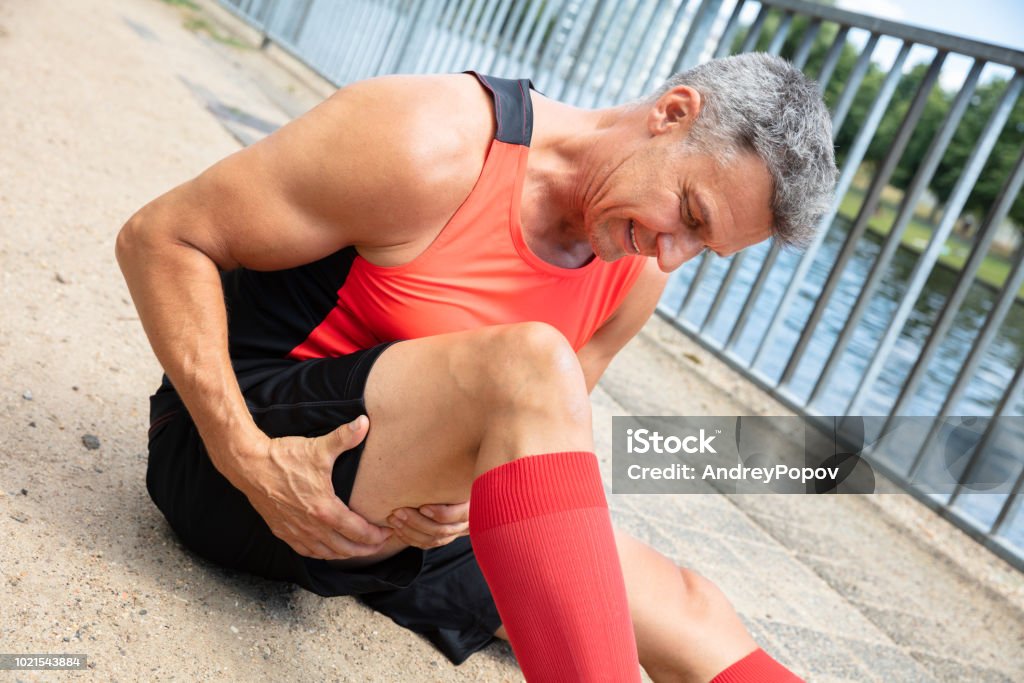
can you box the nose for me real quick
[656,231,704,272]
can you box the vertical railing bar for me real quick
[589,1,650,107]
[701,252,749,333]
[260,0,283,43]
[406,0,447,74]
[738,5,771,54]
[723,242,781,352]
[502,0,547,76]
[719,17,828,355]
[557,0,614,100]
[368,0,407,76]
[816,25,851,93]
[318,1,347,82]
[830,32,881,132]
[520,0,566,75]
[948,242,1024,413]
[847,72,1024,415]
[475,0,517,76]
[790,17,822,69]
[529,0,571,81]
[673,0,726,71]
[421,0,462,73]
[541,0,596,93]
[749,40,909,376]
[332,0,373,84]
[887,144,1024,421]
[613,0,668,101]
[990,464,1024,537]
[676,251,715,317]
[804,51,948,407]
[450,0,491,71]
[351,0,389,79]
[905,241,1024,480]
[352,0,396,80]
[435,0,479,73]
[463,0,506,71]
[289,0,316,49]
[572,0,628,105]
[399,0,444,73]
[712,0,746,59]
[946,366,1024,509]
[765,11,795,55]
[486,0,533,75]
[376,0,419,75]
[640,0,693,94]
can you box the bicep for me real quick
[129,76,464,272]
[578,261,668,392]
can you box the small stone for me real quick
[55,273,69,284]
[19,488,27,496]
[28,421,36,428]
[82,434,101,450]
[72,385,79,391]
[229,625,239,634]
[139,609,147,615]
[10,512,28,523]
[22,390,32,400]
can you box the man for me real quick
[117,52,836,681]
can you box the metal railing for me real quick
[218,0,1024,571]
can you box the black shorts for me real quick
[145,342,502,664]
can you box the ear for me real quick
[647,85,702,137]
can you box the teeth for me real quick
[630,222,641,254]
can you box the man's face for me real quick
[585,138,775,273]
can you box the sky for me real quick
[749,0,1024,90]
[826,0,1024,52]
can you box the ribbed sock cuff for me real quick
[710,648,804,683]
[469,451,607,534]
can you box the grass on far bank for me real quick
[837,178,1024,300]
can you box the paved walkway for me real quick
[1,1,1021,680]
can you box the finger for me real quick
[389,510,467,541]
[321,500,393,546]
[391,521,462,549]
[390,522,437,548]
[419,501,470,524]
[316,415,370,460]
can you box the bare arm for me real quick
[577,260,669,393]
[116,74,491,560]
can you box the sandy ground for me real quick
[3,1,1024,682]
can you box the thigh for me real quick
[348,323,586,525]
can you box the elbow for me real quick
[115,211,148,273]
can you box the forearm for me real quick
[115,210,265,487]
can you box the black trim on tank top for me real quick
[465,71,534,147]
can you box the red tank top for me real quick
[226,73,646,362]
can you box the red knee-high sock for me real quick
[469,451,640,682]
[710,648,805,682]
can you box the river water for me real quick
[661,216,1024,550]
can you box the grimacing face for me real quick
[583,87,776,273]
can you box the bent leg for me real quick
[345,321,595,551]
[345,322,639,678]
[615,530,758,683]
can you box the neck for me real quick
[520,96,632,269]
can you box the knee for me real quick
[483,322,589,410]
[675,566,718,623]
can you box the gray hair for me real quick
[654,53,837,248]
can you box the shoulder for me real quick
[318,74,496,240]
[238,73,496,255]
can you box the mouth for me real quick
[629,220,641,255]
